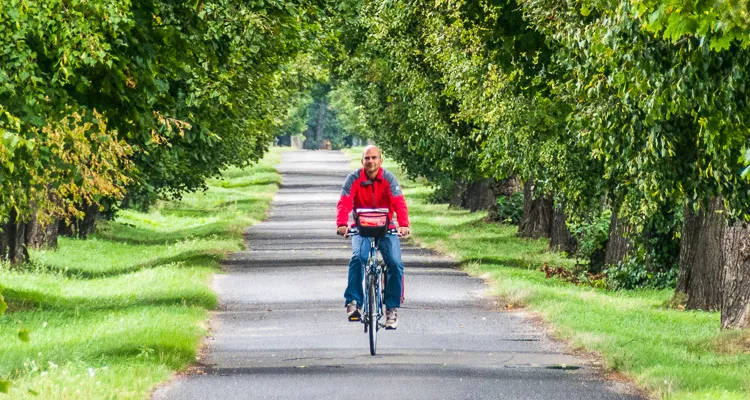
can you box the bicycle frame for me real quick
[362,237,384,333]
[346,227,398,356]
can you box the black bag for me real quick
[355,208,389,238]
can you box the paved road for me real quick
[153,150,641,400]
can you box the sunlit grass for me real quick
[0,147,286,399]
[344,147,750,400]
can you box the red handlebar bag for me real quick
[356,211,389,238]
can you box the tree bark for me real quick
[461,179,495,212]
[58,201,99,239]
[77,201,99,239]
[550,205,577,254]
[449,179,466,209]
[315,98,327,149]
[4,208,28,264]
[676,198,725,311]
[43,219,59,248]
[721,222,750,329]
[486,176,520,222]
[518,179,553,238]
[25,211,44,249]
[604,210,631,267]
[58,219,75,238]
[0,217,8,260]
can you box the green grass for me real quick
[0,147,286,399]
[344,147,750,400]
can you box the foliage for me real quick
[328,82,375,141]
[300,84,347,150]
[395,163,750,399]
[0,0,326,228]
[277,94,314,145]
[630,0,750,50]
[0,148,283,398]
[0,108,132,225]
[425,178,456,204]
[333,0,750,294]
[522,0,750,223]
[605,249,680,291]
[495,192,524,225]
[569,210,612,271]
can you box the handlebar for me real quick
[344,227,401,238]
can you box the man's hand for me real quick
[337,226,349,236]
[398,226,411,237]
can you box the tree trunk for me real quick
[518,179,553,239]
[315,98,327,149]
[676,198,725,311]
[449,179,466,209]
[58,201,99,239]
[77,201,99,239]
[721,222,750,329]
[604,210,631,267]
[0,217,9,260]
[550,205,577,254]
[4,208,28,264]
[25,211,44,249]
[58,219,75,238]
[461,179,495,212]
[486,176,520,222]
[44,219,59,248]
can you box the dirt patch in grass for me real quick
[713,330,750,354]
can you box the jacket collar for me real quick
[360,167,383,182]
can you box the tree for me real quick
[0,0,328,261]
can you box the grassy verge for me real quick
[344,148,750,400]
[0,148,286,399]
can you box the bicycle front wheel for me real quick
[367,274,378,356]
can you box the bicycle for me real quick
[345,208,401,356]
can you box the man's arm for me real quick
[383,170,410,232]
[336,171,359,235]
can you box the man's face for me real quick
[362,147,382,175]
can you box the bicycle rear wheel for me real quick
[367,274,377,355]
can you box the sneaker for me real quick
[385,308,398,330]
[346,301,361,321]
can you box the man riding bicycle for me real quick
[337,145,410,330]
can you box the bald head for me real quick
[362,145,381,159]
[361,145,383,179]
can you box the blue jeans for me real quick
[344,234,404,309]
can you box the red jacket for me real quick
[337,168,410,228]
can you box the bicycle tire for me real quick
[368,274,378,356]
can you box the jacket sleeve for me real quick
[383,170,409,227]
[337,172,358,227]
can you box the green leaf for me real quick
[18,328,30,342]
[0,380,10,393]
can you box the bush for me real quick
[605,208,681,290]
[569,209,611,272]
[495,192,524,224]
[605,248,679,290]
[426,179,455,204]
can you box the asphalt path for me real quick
[152,150,642,400]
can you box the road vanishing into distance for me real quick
[153,150,642,400]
